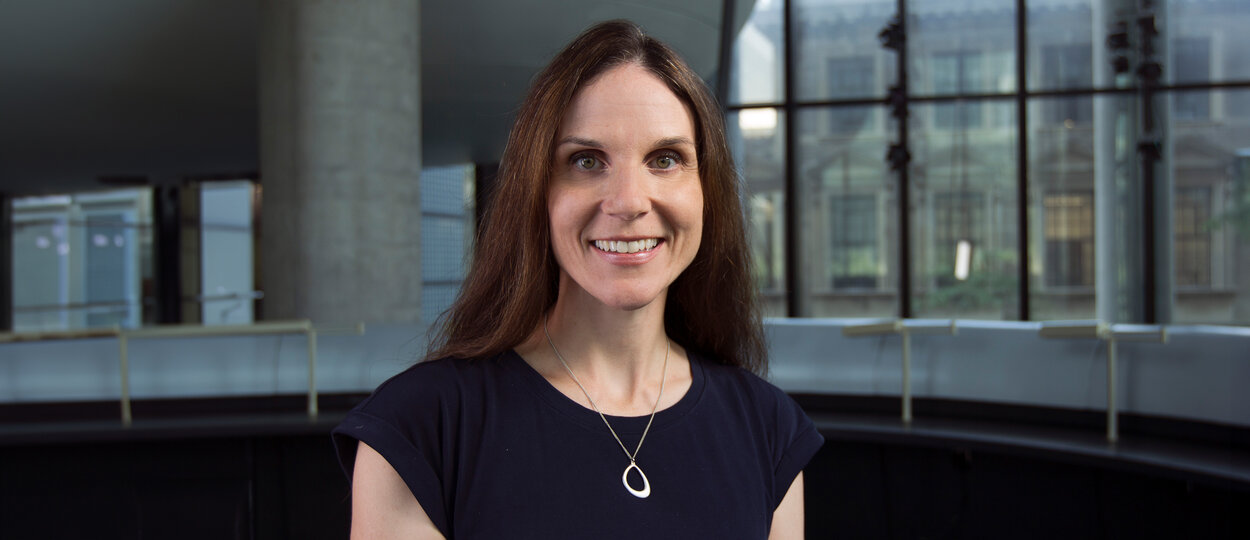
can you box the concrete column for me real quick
[259,0,421,324]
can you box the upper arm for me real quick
[768,472,805,540]
[350,441,445,540]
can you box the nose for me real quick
[601,165,651,221]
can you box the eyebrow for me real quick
[554,136,695,149]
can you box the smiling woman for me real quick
[332,20,822,540]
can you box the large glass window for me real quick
[911,101,1019,319]
[420,164,476,325]
[1169,89,1250,324]
[729,109,788,317]
[199,181,257,325]
[727,0,1250,324]
[11,189,153,331]
[797,106,896,317]
[793,0,895,102]
[729,0,784,105]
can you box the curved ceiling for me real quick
[0,0,751,196]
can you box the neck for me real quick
[535,281,671,405]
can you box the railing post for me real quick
[119,331,132,426]
[307,327,318,418]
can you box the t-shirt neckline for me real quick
[503,348,707,435]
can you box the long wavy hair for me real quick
[427,20,766,374]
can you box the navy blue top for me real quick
[332,350,824,539]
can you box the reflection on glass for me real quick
[797,106,896,317]
[1170,0,1250,84]
[1027,95,1135,321]
[11,189,153,331]
[1027,0,1094,91]
[793,0,896,101]
[729,0,784,105]
[420,164,476,325]
[200,181,257,325]
[909,0,1016,96]
[909,101,1019,319]
[1170,89,1250,325]
[728,109,788,317]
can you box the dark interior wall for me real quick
[0,435,350,540]
[804,440,1249,539]
[1,426,1246,539]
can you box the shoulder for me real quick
[345,352,515,429]
[696,354,795,408]
[694,352,822,446]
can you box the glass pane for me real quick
[728,108,788,317]
[1027,94,1136,321]
[200,181,256,325]
[1170,89,1250,325]
[1170,0,1250,84]
[729,0,784,105]
[12,189,153,331]
[793,0,897,102]
[909,0,1016,96]
[796,105,897,317]
[1027,0,1094,91]
[910,100,1019,319]
[420,164,476,325]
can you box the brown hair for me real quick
[428,20,766,374]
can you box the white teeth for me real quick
[594,239,659,254]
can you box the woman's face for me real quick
[547,63,703,312]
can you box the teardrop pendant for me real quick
[622,461,651,498]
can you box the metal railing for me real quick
[0,320,365,426]
[839,318,1168,442]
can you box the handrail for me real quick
[0,321,365,426]
[1040,321,1167,442]
[841,319,958,423]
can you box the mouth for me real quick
[592,238,661,254]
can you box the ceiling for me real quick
[0,0,751,196]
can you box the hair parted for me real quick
[427,20,766,374]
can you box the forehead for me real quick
[557,63,695,142]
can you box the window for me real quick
[933,192,985,285]
[1042,44,1093,124]
[828,194,879,289]
[932,51,983,129]
[11,189,153,331]
[1043,192,1094,288]
[1174,186,1211,288]
[420,164,476,325]
[1172,37,1211,121]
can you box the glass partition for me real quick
[797,105,897,317]
[910,100,1019,319]
[12,189,153,331]
[729,109,788,317]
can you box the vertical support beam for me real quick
[1015,0,1031,320]
[894,0,913,318]
[153,185,184,324]
[1106,335,1118,442]
[901,328,913,423]
[716,0,737,109]
[306,327,318,418]
[119,331,132,426]
[782,0,801,317]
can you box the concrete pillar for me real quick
[259,0,421,324]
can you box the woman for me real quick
[333,20,823,539]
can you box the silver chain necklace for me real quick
[543,317,669,499]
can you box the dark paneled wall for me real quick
[0,435,349,539]
[1,421,1245,538]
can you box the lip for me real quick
[589,237,663,266]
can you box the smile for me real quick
[592,239,660,254]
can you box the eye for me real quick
[572,153,602,171]
[651,152,682,170]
